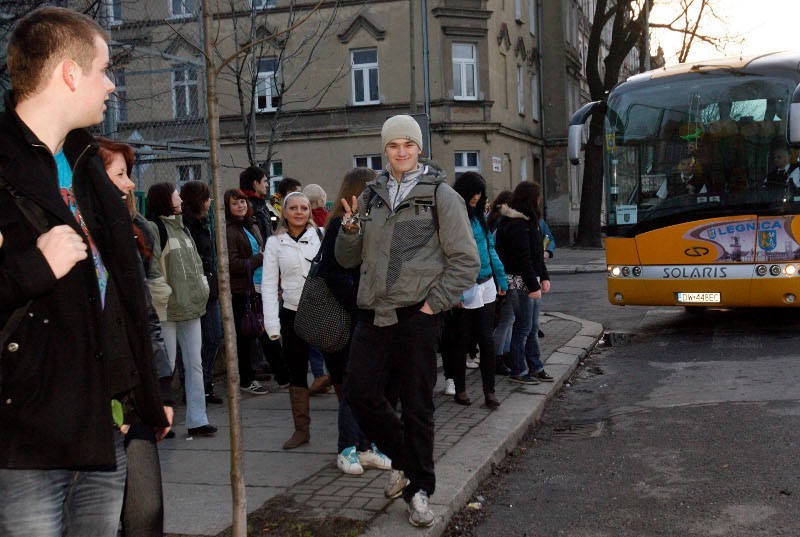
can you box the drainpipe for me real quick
[410,0,417,113]
[421,0,433,157]
[536,0,547,219]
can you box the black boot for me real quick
[205,382,223,404]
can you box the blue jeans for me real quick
[508,289,544,376]
[309,346,326,378]
[494,299,514,357]
[0,431,126,536]
[200,299,223,387]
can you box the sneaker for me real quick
[359,444,392,470]
[240,380,269,395]
[534,370,554,382]
[406,490,434,528]
[337,446,364,475]
[205,393,223,405]
[443,378,456,396]
[187,424,217,437]
[465,357,479,369]
[509,374,540,385]
[384,469,409,499]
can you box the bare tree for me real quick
[575,0,738,246]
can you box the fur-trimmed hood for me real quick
[499,204,530,220]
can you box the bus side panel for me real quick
[747,215,800,306]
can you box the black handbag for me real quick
[294,250,351,353]
[240,258,265,338]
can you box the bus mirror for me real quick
[568,100,604,165]
[790,83,800,146]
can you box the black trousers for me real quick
[441,305,496,393]
[279,307,311,388]
[232,293,290,386]
[346,308,442,500]
[121,425,163,536]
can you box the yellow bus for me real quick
[568,51,800,308]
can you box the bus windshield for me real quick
[605,72,798,233]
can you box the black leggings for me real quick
[441,304,496,393]
[279,307,310,388]
[121,425,163,536]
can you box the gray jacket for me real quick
[335,162,479,326]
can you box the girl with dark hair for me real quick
[181,181,223,405]
[315,168,392,474]
[225,188,290,394]
[146,182,215,436]
[487,189,513,232]
[494,181,553,385]
[441,172,507,408]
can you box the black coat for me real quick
[494,205,549,292]
[0,99,167,469]
[183,211,219,301]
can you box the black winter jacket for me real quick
[0,97,167,469]
[183,211,219,301]
[494,205,550,293]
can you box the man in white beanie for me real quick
[335,115,479,527]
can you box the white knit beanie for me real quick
[381,115,423,151]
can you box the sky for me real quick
[649,0,799,65]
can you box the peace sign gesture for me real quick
[341,195,360,233]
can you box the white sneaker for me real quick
[359,444,392,470]
[240,380,268,395]
[384,469,409,498]
[443,378,456,396]
[406,490,434,527]
[337,446,364,475]
[465,357,479,369]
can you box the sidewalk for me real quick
[545,246,606,275]
[162,310,603,536]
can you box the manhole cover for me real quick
[551,420,606,439]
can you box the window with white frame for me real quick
[452,44,477,100]
[251,0,276,8]
[170,0,193,17]
[531,73,540,121]
[256,58,278,112]
[351,49,379,105]
[454,151,480,178]
[106,0,122,24]
[173,67,198,118]
[177,164,201,184]
[529,0,537,34]
[520,156,528,181]
[268,161,283,194]
[354,155,382,171]
[514,0,523,22]
[516,65,525,115]
[113,69,127,123]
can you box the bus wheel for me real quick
[683,306,707,315]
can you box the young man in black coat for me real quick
[0,7,168,535]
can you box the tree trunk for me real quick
[574,116,605,247]
[201,1,247,535]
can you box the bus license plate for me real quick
[677,292,720,304]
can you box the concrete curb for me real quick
[360,313,604,536]
[547,264,607,275]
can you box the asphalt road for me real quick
[471,272,800,537]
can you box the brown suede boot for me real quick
[283,387,310,449]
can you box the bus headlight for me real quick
[610,266,621,277]
[756,265,767,276]
[632,266,642,277]
[621,266,631,277]
[786,293,796,304]
[770,265,781,276]
[614,293,623,302]
[786,265,797,276]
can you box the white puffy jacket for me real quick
[261,226,323,338]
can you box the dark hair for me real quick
[453,171,488,229]
[239,166,267,192]
[96,137,134,176]
[146,182,177,219]
[224,188,254,223]
[8,7,109,102]
[180,180,210,218]
[508,181,543,221]
[487,189,513,230]
[327,168,377,229]
[277,177,302,198]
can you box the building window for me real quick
[454,151,480,178]
[351,49,379,105]
[354,155,382,171]
[514,0,523,22]
[452,43,477,101]
[106,0,122,24]
[516,66,525,115]
[531,73,540,121]
[529,0,537,34]
[170,0,194,17]
[268,161,283,194]
[113,69,127,123]
[251,0,276,8]
[173,67,198,118]
[256,58,278,112]
[521,156,528,181]
[177,164,201,184]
